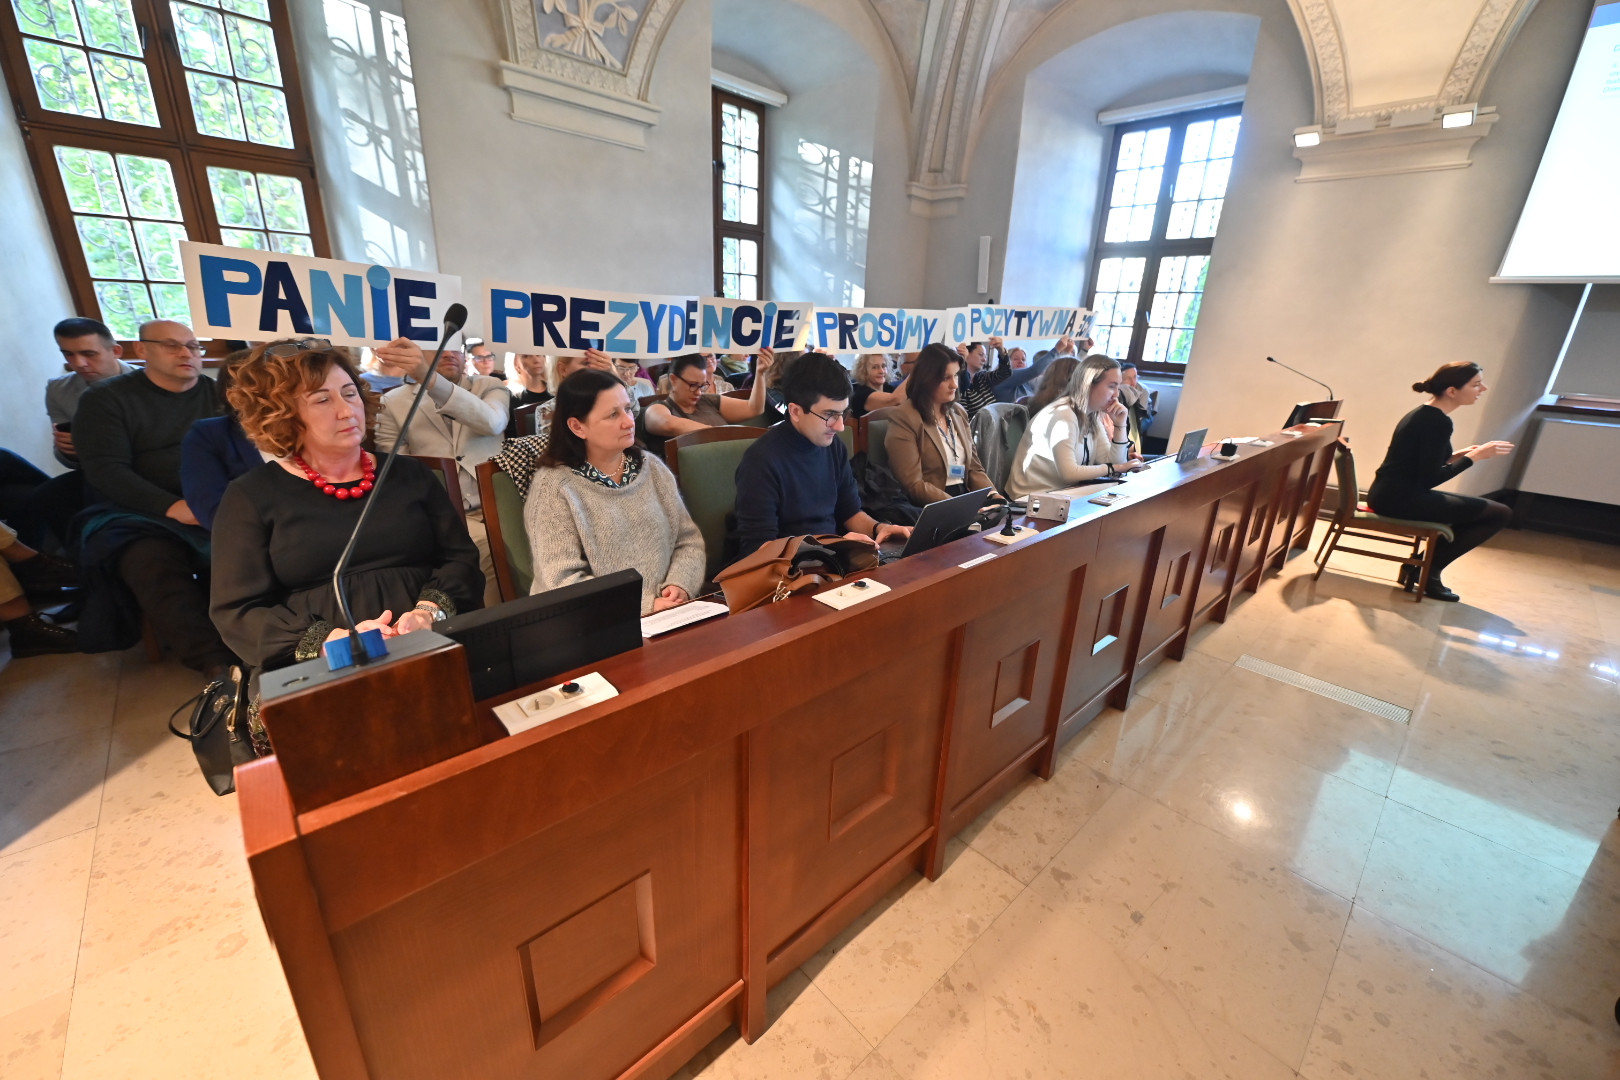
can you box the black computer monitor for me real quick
[441,569,643,701]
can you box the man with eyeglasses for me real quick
[733,352,911,558]
[643,351,773,444]
[73,319,234,675]
[465,337,501,379]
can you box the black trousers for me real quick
[117,535,234,672]
[0,448,50,548]
[30,471,86,549]
[1373,488,1512,578]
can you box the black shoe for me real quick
[1423,578,1460,602]
[1397,565,1418,592]
[10,551,81,595]
[4,612,80,657]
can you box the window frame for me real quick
[0,0,331,341]
[1086,102,1242,376]
[711,88,765,301]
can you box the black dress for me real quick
[1366,404,1481,521]
[209,456,483,671]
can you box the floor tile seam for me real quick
[0,822,100,864]
[1376,790,1598,883]
[1340,899,1618,1041]
[1153,964,1313,1078]
[1285,889,1366,1075]
[809,862,1034,1055]
[800,974,877,1062]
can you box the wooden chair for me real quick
[510,402,540,438]
[723,389,750,400]
[408,456,466,523]
[856,406,898,464]
[665,426,765,581]
[1312,438,1454,601]
[475,460,532,602]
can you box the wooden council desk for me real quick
[236,423,1341,1080]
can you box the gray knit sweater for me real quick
[523,453,706,614]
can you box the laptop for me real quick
[877,487,994,564]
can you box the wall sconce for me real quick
[1442,104,1478,129]
[1293,125,1322,148]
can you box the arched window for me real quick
[1,0,329,340]
[1087,105,1241,372]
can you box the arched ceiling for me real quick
[843,0,1542,209]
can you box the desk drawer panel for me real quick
[329,740,741,1080]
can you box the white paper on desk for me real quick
[640,600,729,638]
[813,578,891,610]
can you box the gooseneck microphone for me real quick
[1267,356,1334,401]
[329,302,468,666]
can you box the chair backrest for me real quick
[837,423,855,456]
[866,418,892,471]
[970,402,1028,493]
[666,426,765,580]
[723,389,750,400]
[857,406,898,456]
[409,456,466,523]
[1329,438,1358,523]
[511,402,540,438]
[475,460,532,601]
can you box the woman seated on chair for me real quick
[643,351,775,439]
[525,369,705,615]
[1006,354,1141,501]
[210,340,484,671]
[1366,361,1513,601]
[885,344,1000,506]
[851,353,906,418]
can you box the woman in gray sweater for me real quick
[524,369,705,614]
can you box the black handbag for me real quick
[167,664,261,796]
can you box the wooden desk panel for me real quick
[239,426,1341,1080]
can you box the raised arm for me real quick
[719,348,774,422]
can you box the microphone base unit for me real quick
[324,627,389,671]
[260,629,457,705]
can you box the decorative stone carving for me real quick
[499,0,683,149]
[1285,0,1534,180]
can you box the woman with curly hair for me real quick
[208,338,483,671]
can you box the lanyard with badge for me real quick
[939,418,965,482]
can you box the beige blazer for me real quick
[375,373,511,510]
[884,399,996,505]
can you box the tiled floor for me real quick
[3,530,1619,1079]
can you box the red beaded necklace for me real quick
[293,452,375,500]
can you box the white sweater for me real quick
[1006,400,1129,500]
[523,454,706,614]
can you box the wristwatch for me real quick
[415,601,447,623]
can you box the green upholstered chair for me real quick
[1312,438,1454,601]
[475,461,532,602]
[665,426,766,581]
[858,406,896,472]
[408,456,466,524]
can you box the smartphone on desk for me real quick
[1089,491,1129,506]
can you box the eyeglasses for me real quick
[673,373,707,390]
[264,337,333,358]
[805,407,846,427]
[139,338,203,353]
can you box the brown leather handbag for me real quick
[714,534,881,613]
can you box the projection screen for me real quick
[1493,0,1620,283]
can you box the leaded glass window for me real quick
[54,145,191,337]
[1,0,329,337]
[1087,105,1243,372]
[12,0,159,125]
[713,89,767,300]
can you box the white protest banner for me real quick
[798,307,949,353]
[484,282,812,360]
[180,241,462,347]
[942,305,1092,346]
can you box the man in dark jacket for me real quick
[75,320,233,674]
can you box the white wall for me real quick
[1176,0,1589,497]
[0,103,78,473]
[712,0,923,307]
[1553,286,1620,398]
[1002,10,1262,308]
[400,0,716,321]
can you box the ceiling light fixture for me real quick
[1293,125,1322,148]
[1442,105,1478,129]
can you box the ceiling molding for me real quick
[1293,111,1498,182]
[498,0,685,148]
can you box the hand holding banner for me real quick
[180,241,461,347]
